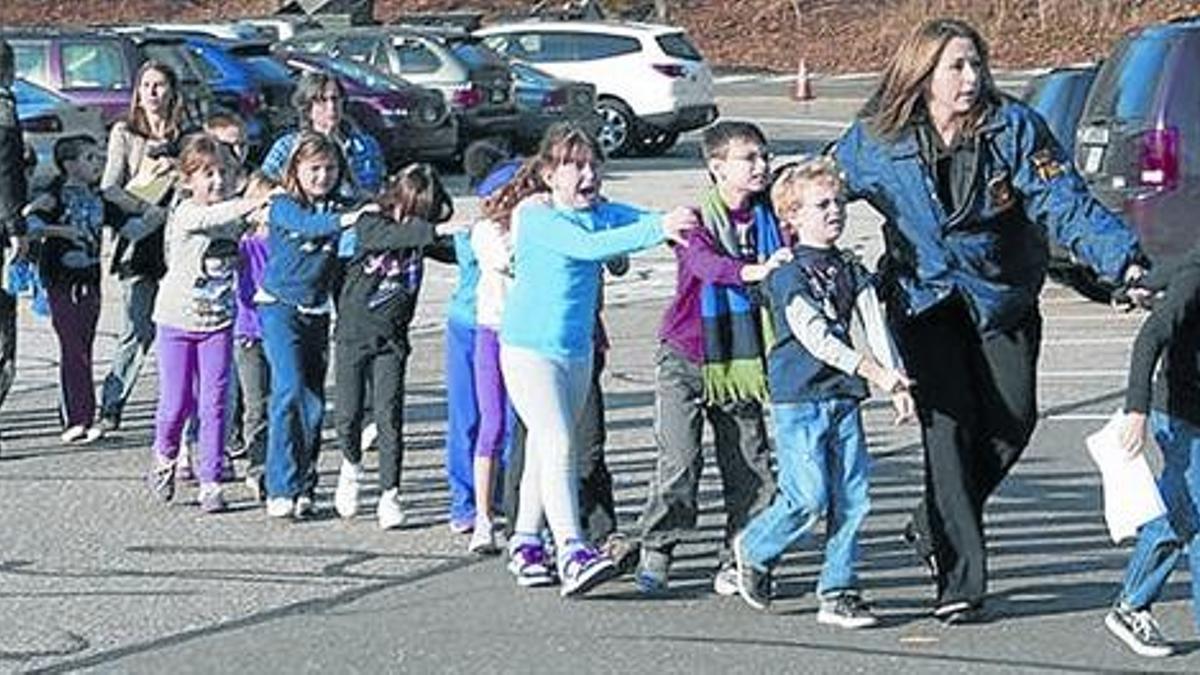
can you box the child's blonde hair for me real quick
[770,156,845,217]
[243,170,276,201]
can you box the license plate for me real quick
[1079,126,1110,144]
[1083,145,1104,174]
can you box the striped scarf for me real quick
[698,187,783,404]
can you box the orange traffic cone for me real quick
[792,59,814,101]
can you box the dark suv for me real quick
[1075,17,1200,266]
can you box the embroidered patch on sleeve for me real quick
[1031,148,1065,182]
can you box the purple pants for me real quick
[154,324,233,484]
[47,283,100,428]
[473,326,508,460]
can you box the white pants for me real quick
[500,344,594,549]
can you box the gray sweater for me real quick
[152,199,248,332]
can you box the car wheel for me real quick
[635,129,679,157]
[595,98,634,157]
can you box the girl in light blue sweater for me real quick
[498,124,696,596]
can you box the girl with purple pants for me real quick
[145,134,271,512]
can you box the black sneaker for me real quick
[146,461,176,502]
[99,414,120,433]
[1105,604,1173,658]
[818,592,879,629]
[733,533,771,610]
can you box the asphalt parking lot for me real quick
[2,75,1199,673]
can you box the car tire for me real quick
[595,97,635,157]
[634,129,679,157]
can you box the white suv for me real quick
[476,20,718,157]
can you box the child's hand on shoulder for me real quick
[340,203,381,229]
[662,206,699,246]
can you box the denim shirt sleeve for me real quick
[260,133,297,184]
[831,122,875,202]
[1002,103,1140,282]
[268,195,340,238]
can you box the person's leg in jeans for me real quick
[710,396,774,565]
[0,284,16,417]
[262,303,307,500]
[193,328,233,489]
[152,327,197,467]
[47,283,101,429]
[444,318,479,529]
[637,345,707,567]
[739,401,829,571]
[235,338,270,488]
[297,313,329,499]
[100,276,158,426]
[817,401,871,598]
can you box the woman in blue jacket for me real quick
[832,18,1146,622]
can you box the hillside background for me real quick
[2,0,1198,72]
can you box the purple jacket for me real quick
[658,223,749,364]
[235,233,268,340]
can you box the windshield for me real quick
[451,42,506,68]
[244,56,293,82]
[320,56,409,90]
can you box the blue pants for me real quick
[100,276,158,420]
[1117,411,1200,630]
[740,398,871,597]
[445,318,479,525]
[261,303,329,499]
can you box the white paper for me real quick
[1086,410,1167,544]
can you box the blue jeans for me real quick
[261,303,329,499]
[740,398,871,597]
[100,276,158,420]
[1117,411,1200,630]
[444,318,479,525]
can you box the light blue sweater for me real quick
[501,201,664,359]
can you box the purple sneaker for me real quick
[559,546,617,598]
[507,543,556,587]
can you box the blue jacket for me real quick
[833,98,1141,334]
[261,195,341,309]
[261,123,385,199]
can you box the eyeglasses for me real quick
[313,94,343,105]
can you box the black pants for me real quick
[0,259,15,430]
[503,359,616,544]
[235,337,270,475]
[335,335,408,491]
[897,298,1041,608]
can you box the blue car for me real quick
[508,61,601,151]
[13,78,106,182]
[180,35,287,158]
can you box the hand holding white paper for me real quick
[1086,410,1167,544]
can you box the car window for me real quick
[62,41,128,90]
[13,79,67,107]
[451,42,505,68]
[320,56,407,91]
[1088,34,1172,120]
[335,37,388,69]
[504,32,573,63]
[656,32,702,61]
[392,38,441,74]
[572,33,641,60]
[11,43,51,87]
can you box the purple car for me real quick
[273,50,460,168]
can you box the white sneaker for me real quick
[334,460,364,519]
[713,562,740,596]
[60,425,87,443]
[293,494,315,519]
[377,488,407,530]
[360,423,379,452]
[468,517,498,554]
[82,426,104,444]
[266,497,293,518]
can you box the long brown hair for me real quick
[279,132,346,206]
[127,61,185,140]
[863,18,1003,140]
[378,163,453,224]
[482,123,600,230]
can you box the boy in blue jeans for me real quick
[1105,243,1200,658]
[733,158,914,626]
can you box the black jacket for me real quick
[0,88,26,243]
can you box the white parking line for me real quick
[1043,413,1115,421]
[713,75,762,85]
[745,117,850,129]
[1039,370,1127,378]
[1042,337,1130,345]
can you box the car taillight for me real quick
[451,84,484,109]
[1138,127,1180,190]
[238,91,263,118]
[20,115,62,133]
[651,64,687,78]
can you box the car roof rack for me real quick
[392,11,484,32]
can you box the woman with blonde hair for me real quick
[831,18,1146,622]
